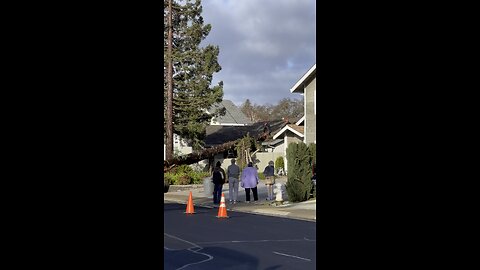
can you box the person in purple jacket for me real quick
[241,161,259,203]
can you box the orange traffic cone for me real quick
[185,191,195,214]
[216,193,229,218]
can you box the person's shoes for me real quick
[229,200,233,203]
[245,201,250,203]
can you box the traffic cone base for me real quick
[185,191,195,214]
[216,193,229,218]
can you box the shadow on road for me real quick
[264,265,282,270]
[163,203,188,212]
[163,204,214,215]
[164,246,260,270]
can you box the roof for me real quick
[261,139,284,146]
[272,124,304,140]
[290,64,316,94]
[205,119,287,147]
[295,116,305,126]
[209,100,253,125]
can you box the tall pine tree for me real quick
[164,0,224,150]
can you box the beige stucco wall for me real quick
[304,77,316,144]
[253,152,284,174]
[271,145,284,153]
[204,152,284,176]
[283,131,304,175]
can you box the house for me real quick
[163,133,193,160]
[290,64,316,144]
[204,119,289,173]
[256,117,302,174]
[205,119,287,148]
[266,64,316,173]
[207,100,253,126]
[164,100,251,161]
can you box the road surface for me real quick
[164,202,316,270]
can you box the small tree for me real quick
[285,142,313,202]
[235,134,256,171]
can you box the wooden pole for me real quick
[165,0,174,160]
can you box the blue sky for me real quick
[200,0,316,106]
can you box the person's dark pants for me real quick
[245,187,258,202]
[213,184,223,204]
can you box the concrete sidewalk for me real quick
[163,177,316,222]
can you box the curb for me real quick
[164,197,316,222]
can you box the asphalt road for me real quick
[164,202,316,270]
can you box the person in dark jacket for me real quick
[263,160,275,200]
[211,161,226,204]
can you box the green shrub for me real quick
[164,169,210,185]
[275,156,284,173]
[308,143,316,199]
[164,173,175,185]
[165,172,189,185]
[285,142,313,202]
[172,164,194,174]
[190,171,210,184]
[308,143,316,167]
[258,172,265,180]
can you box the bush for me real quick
[190,171,210,184]
[308,143,316,167]
[275,156,284,174]
[172,164,194,174]
[164,173,175,185]
[165,172,189,185]
[285,142,313,202]
[258,172,265,180]
[164,168,210,185]
[308,143,316,199]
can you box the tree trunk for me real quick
[165,0,174,160]
[163,131,269,172]
[163,140,237,172]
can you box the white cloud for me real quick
[200,0,316,106]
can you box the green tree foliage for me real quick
[285,142,313,202]
[235,134,256,171]
[240,97,304,122]
[165,164,210,185]
[164,0,224,150]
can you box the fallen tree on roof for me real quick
[163,140,237,172]
[163,131,269,172]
